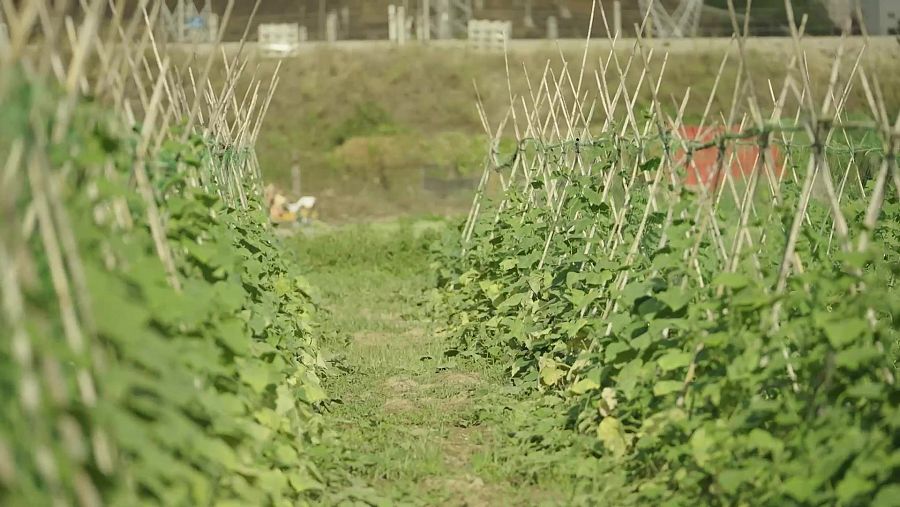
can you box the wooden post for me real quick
[524,0,534,29]
[176,0,185,42]
[416,6,425,40]
[396,5,406,46]
[341,6,349,38]
[208,14,218,43]
[547,15,558,39]
[326,10,338,42]
[389,4,397,42]
[437,0,450,39]
[0,18,8,49]
[299,2,306,32]
[291,156,301,198]
[613,0,622,38]
[423,0,431,40]
[318,0,326,40]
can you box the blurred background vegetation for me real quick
[234,38,900,222]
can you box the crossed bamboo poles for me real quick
[461,0,899,394]
[0,1,285,503]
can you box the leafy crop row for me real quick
[1,69,328,504]
[432,129,899,505]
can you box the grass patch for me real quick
[292,220,627,505]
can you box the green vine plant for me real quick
[0,6,331,504]
[431,11,899,506]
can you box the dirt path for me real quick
[296,223,566,506]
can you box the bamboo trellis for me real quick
[0,0,283,503]
[462,0,898,390]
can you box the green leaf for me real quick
[212,393,246,416]
[822,318,868,347]
[702,332,729,348]
[872,485,900,507]
[656,287,691,311]
[713,272,750,289]
[619,282,649,308]
[746,429,783,455]
[257,469,288,497]
[184,240,217,265]
[274,444,298,465]
[639,157,661,172]
[255,408,283,430]
[605,342,631,363]
[636,298,666,318]
[616,359,644,398]
[638,408,686,438]
[656,351,692,372]
[836,250,871,271]
[570,378,600,394]
[298,382,328,404]
[215,282,247,313]
[597,417,630,458]
[217,318,249,355]
[239,361,273,393]
[834,346,880,369]
[288,470,323,493]
[197,438,239,471]
[497,292,527,311]
[527,271,543,293]
[585,270,613,287]
[565,271,586,288]
[566,289,598,310]
[275,385,295,415]
[458,269,479,286]
[273,276,292,297]
[718,468,753,494]
[836,474,874,504]
[479,281,502,302]
[540,358,566,386]
[582,187,604,206]
[653,380,683,396]
[690,427,714,468]
[846,381,884,399]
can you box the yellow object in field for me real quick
[271,209,298,223]
[265,184,317,224]
[268,192,294,223]
[298,207,318,222]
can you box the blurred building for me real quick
[859,0,900,34]
[825,0,900,34]
[211,0,851,41]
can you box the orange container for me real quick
[675,126,783,189]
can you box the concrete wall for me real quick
[861,0,900,34]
